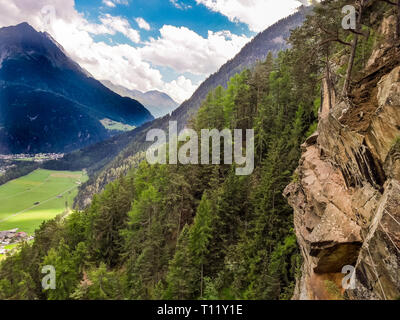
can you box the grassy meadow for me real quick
[0,169,87,235]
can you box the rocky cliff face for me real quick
[284,16,400,300]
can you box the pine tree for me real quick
[164,226,198,299]
[188,193,214,298]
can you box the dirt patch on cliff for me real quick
[309,272,345,300]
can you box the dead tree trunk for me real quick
[397,0,400,39]
[343,0,365,98]
[325,49,333,110]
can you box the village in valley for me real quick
[0,229,33,255]
[0,153,64,175]
[0,153,64,162]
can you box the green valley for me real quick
[0,169,87,235]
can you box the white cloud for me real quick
[0,0,253,103]
[139,25,250,75]
[135,17,150,31]
[102,0,129,8]
[102,0,116,8]
[169,0,192,10]
[164,76,198,103]
[195,0,306,32]
[100,14,140,43]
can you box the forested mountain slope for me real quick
[169,6,311,125]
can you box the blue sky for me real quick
[76,0,254,40]
[0,0,307,103]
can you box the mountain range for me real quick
[101,80,179,118]
[0,23,153,154]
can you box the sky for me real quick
[0,0,310,103]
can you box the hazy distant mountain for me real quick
[0,22,153,154]
[101,80,179,118]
